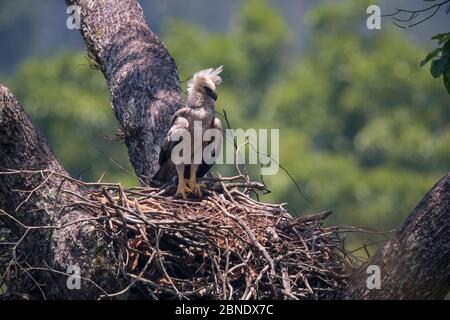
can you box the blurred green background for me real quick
[1,0,449,245]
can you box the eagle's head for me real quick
[187,66,223,106]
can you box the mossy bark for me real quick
[0,84,121,299]
[342,173,450,299]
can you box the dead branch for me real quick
[0,170,354,300]
[383,0,450,28]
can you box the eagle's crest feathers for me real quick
[187,66,223,95]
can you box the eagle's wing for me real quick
[153,108,191,182]
[196,116,223,178]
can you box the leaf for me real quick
[430,54,448,78]
[432,32,450,45]
[445,40,450,50]
[421,47,442,67]
[423,34,450,94]
[444,70,450,95]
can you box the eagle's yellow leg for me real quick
[175,166,191,199]
[188,165,205,197]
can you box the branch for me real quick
[65,0,184,184]
[0,84,121,298]
[383,0,450,28]
[3,169,355,300]
[343,173,450,299]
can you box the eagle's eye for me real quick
[203,85,217,100]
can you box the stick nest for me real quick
[85,175,356,300]
[1,171,358,300]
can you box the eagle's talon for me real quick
[188,182,205,197]
[175,183,191,199]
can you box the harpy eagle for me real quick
[153,66,223,198]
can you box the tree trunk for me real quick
[0,85,120,299]
[65,0,184,184]
[342,173,450,299]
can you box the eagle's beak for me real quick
[206,90,217,101]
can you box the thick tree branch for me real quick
[0,84,120,299]
[343,173,450,299]
[66,0,184,184]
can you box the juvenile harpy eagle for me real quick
[154,66,223,198]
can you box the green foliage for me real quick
[167,0,450,230]
[7,53,137,185]
[6,0,449,233]
[262,1,449,228]
[422,32,450,94]
[164,0,289,118]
